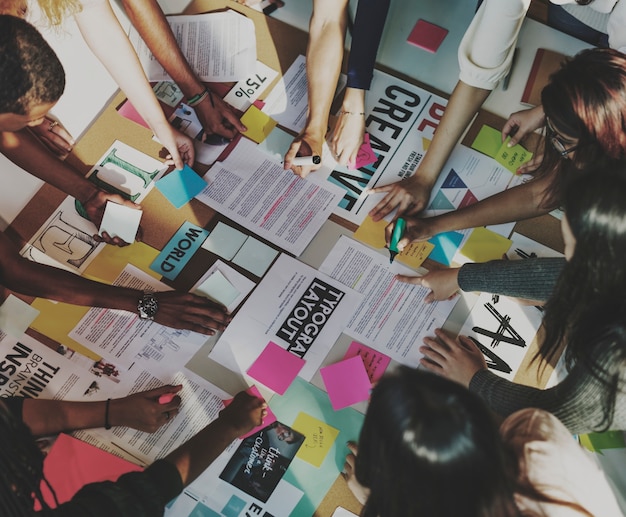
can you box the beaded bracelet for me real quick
[105,398,112,430]
[338,110,366,116]
[187,88,216,108]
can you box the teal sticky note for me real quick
[155,165,208,208]
[232,237,278,277]
[150,221,209,280]
[428,231,464,266]
[201,222,248,260]
[194,271,240,307]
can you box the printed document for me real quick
[196,138,344,256]
[319,236,457,367]
[210,254,362,381]
[130,11,256,82]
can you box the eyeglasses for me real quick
[545,117,579,158]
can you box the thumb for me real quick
[149,384,184,398]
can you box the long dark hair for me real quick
[534,48,626,208]
[539,169,626,430]
[355,368,520,517]
[0,401,56,516]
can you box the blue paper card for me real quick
[150,221,209,280]
[155,165,208,208]
[428,231,464,266]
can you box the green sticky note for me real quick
[471,125,533,173]
[471,125,502,158]
[241,105,278,144]
[496,137,533,173]
[460,227,512,263]
[580,430,626,454]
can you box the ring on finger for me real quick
[165,411,170,420]
[48,120,58,132]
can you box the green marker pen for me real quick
[388,217,406,263]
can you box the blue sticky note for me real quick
[428,231,464,266]
[150,221,209,280]
[155,165,208,208]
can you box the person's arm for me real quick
[368,0,531,221]
[73,0,194,169]
[368,81,491,220]
[22,385,183,436]
[120,0,245,139]
[0,232,230,334]
[284,0,349,177]
[389,173,555,247]
[163,391,267,485]
[330,0,390,166]
[0,129,138,245]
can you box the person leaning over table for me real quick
[407,168,626,435]
[0,0,195,169]
[0,16,230,334]
[283,0,391,177]
[368,0,626,223]
[0,390,268,516]
[381,47,626,301]
[342,367,623,517]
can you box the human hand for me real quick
[219,391,268,437]
[29,116,75,158]
[396,268,460,303]
[420,328,487,387]
[384,215,437,251]
[368,174,434,222]
[154,123,195,169]
[515,152,543,175]
[195,90,246,141]
[109,384,183,433]
[330,111,365,166]
[502,105,545,147]
[284,131,324,178]
[342,442,370,505]
[153,291,232,335]
[83,190,142,246]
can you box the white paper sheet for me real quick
[74,367,230,465]
[459,292,543,380]
[210,254,362,381]
[319,236,457,367]
[68,265,206,371]
[196,138,343,256]
[191,259,256,313]
[130,11,256,82]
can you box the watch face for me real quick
[138,293,158,319]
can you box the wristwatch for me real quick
[137,291,159,320]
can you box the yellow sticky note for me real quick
[30,299,99,360]
[460,227,512,263]
[398,241,435,269]
[83,242,161,284]
[353,215,387,249]
[241,105,278,144]
[292,412,339,468]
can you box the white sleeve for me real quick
[458,0,531,90]
[607,0,626,53]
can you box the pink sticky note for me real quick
[39,433,142,508]
[344,341,391,384]
[407,19,448,53]
[117,99,149,129]
[320,356,372,411]
[349,133,377,170]
[253,99,266,110]
[224,385,277,439]
[247,341,305,395]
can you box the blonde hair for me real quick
[36,0,82,26]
